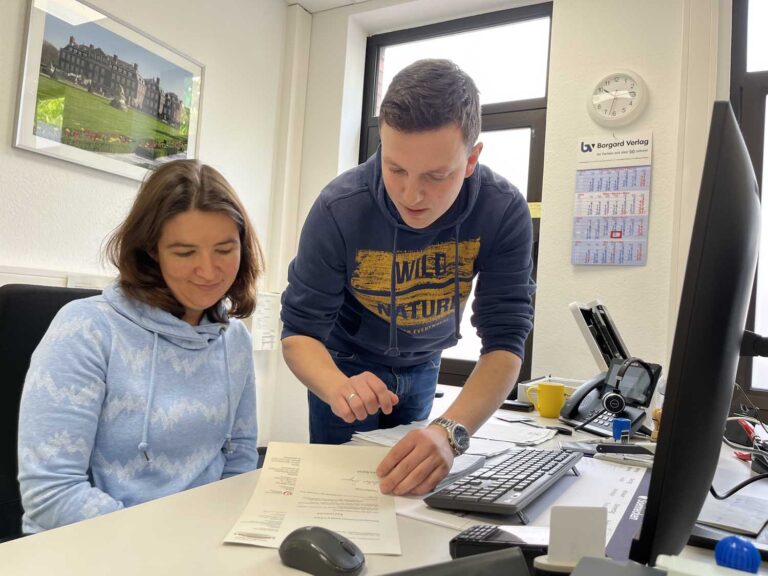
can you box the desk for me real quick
[0,385,765,575]
[0,470,459,575]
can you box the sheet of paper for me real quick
[698,493,768,535]
[353,420,527,455]
[465,437,518,457]
[353,421,427,446]
[224,442,401,554]
[251,292,280,351]
[474,420,556,446]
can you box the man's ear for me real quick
[464,142,483,178]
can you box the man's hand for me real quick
[376,426,454,495]
[330,371,399,423]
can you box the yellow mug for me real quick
[527,382,566,418]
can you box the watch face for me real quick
[453,425,471,452]
[590,71,646,126]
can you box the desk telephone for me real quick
[559,359,661,437]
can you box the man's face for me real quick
[380,122,482,229]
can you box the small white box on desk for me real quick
[517,375,584,404]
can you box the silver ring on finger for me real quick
[347,392,358,402]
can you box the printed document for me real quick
[224,442,401,554]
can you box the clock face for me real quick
[589,71,647,126]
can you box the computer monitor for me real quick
[628,101,761,565]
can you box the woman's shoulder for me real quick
[53,293,113,325]
[225,317,252,341]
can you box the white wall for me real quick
[534,0,729,380]
[269,0,731,441]
[0,0,289,444]
[0,0,286,273]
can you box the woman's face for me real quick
[156,210,241,325]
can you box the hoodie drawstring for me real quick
[386,223,463,356]
[138,332,159,462]
[137,330,236,462]
[454,223,462,341]
[386,227,401,357]
[222,332,235,455]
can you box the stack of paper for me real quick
[351,420,550,455]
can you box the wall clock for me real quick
[588,70,648,127]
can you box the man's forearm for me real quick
[439,350,522,434]
[281,335,347,402]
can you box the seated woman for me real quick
[17,160,264,533]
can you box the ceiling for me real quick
[284,0,370,14]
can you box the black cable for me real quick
[732,381,768,436]
[709,473,768,500]
[573,409,605,431]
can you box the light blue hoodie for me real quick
[18,283,258,533]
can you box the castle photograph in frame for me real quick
[15,0,203,180]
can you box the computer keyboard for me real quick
[424,448,582,523]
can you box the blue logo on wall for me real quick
[581,141,595,153]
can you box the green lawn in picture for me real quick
[35,75,187,158]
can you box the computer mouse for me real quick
[278,526,365,576]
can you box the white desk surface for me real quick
[1,384,765,574]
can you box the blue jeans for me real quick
[308,351,441,444]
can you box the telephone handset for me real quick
[559,359,661,437]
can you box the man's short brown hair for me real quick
[378,59,481,150]
[105,159,264,322]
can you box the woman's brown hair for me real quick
[105,159,264,322]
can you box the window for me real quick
[360,3,552,384]
[732,0,768,407]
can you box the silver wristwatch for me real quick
[430,417,470,456]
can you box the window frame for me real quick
[731,0,768,408]
[359,3,552,386]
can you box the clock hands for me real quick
[594,89,634,104]
[589,71,645,126]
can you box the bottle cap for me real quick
[714,535,761,573]
[612,418,631,441]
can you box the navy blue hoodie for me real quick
[281,148,535,368]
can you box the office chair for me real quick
[0,283,100,541]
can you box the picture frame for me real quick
[14,0,204,181]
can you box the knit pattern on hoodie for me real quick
[18,283,257,533]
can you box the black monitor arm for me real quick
[741,330,768,357]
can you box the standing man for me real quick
[281,59,535,496]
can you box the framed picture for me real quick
[15,0,204,181]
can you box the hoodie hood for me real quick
[102,282,234,461]
[365,147,481,356]
[102,282,228,349]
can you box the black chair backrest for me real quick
[0,284,100,540]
